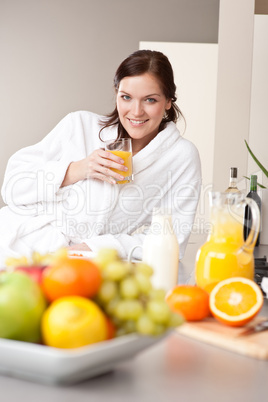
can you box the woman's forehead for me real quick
[117,73,164,96]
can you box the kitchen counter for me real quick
[1,234,268,402]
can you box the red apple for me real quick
[14,265,46,284]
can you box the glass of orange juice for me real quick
[105,138,133,184]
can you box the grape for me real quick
[136,262,154,277]
[125,300,143,321]
[124,262,135,273]
[5,256,29,267]
[91,250,184,338]
[105,297,120,316]
[98,280,118,304]
[123,320,136,334]
[31,251,43,264]
[149,288,166,301]
[114,300,130,320]
[147,300,171,325]
[103,261,129,281]
[168,312,184,328]
[153,323,166,336]
[116,327,128,337]
[136,314,155,335]
[119,277,140,299]
[135,272,152,294]
[115,300,143,321]
[94,248,119,269]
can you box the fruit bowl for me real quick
[0,331,170,385]
[0,248,176,385]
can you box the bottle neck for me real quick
[229,168,238,187]
[250,175,257,192]
[229,178,238,188]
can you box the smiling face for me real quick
[116,73,171,154]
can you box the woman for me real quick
[0,50,201,265]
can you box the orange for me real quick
[42,257,102,302]
[165,285,210,321]
[41,296,108,348]
[106,317,116,340]
[209,277,264,327]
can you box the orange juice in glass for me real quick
[195,192,260,293]
[105,138,133,184]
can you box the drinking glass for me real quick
[105,138,133,184]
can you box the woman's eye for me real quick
[122,95,131,101]
[146,98,157,103]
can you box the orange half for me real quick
[209,277,263,327]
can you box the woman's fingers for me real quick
[97,149,128,171]
[91,162,125,182]
[85,149,128,183]
[92,172,117,185]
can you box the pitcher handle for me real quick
[128,245,143,262]
[243,197,260,251]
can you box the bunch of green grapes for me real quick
[93,249,184,337]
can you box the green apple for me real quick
[0,271,47,342]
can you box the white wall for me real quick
[248,14,268,188]
[213,0,255,192]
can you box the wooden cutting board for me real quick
[176,316,268,360]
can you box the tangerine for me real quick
[166,285,210,321]
[42,257,102,302]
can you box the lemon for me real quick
[41,296,108,348]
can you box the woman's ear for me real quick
[166,99,172,110]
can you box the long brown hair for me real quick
[99,49,184,140]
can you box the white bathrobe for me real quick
[0,111,202,265]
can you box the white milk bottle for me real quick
[142,209,179,292]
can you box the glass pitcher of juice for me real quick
[195,192,260,292]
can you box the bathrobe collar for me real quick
[133,122,180,174]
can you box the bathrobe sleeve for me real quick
[1,114,74,206]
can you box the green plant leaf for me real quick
[245,140,268,178]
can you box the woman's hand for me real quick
[61,148,128,187]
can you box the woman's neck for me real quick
[132,135,156,155]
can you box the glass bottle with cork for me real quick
[225,167,240,193]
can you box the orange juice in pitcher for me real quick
[195,192,260,292]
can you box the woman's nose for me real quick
[132,100,143,116]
